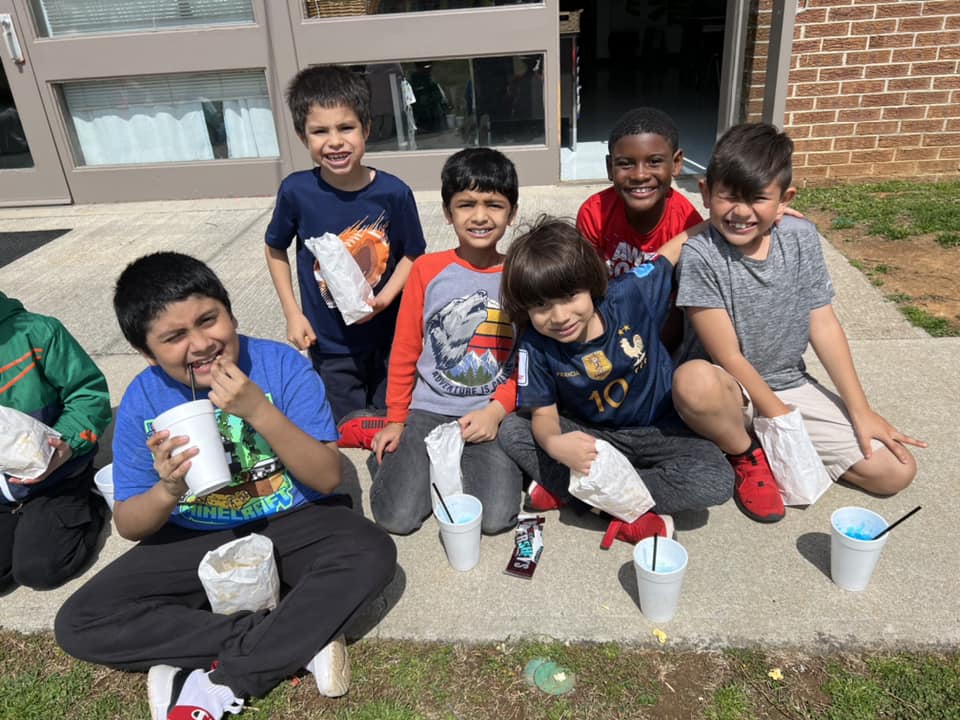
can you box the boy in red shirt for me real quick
[576,107,702,278]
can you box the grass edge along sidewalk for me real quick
[2,631,959,720]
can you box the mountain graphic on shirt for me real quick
[427,290,513,390]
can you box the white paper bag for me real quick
[198,534,280,615]
[305,233,374,325]
[425,421,464,499]
[754,406,832,506]
[0,405,59,479]
[569,439,655,522]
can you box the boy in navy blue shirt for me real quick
[265,65,426,441]
[498,219,732,548]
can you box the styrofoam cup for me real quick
[93,464,115,511]
[432,493,482,572]
[633,536,688,623]
[153,399,232,497]
[830,506,889,591]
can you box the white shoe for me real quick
[147,665,243,720]
[306,634,351,698]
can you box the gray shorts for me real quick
[723,369,881,481]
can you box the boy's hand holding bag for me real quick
[425,421,464,500]
[305,233,374,325]
[753,405,831,506]
[568,439,655,522]
[0,406,60,501]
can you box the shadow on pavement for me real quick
[796,531,831,580]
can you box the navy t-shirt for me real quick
[517,257,675,428]
[265,168,427,355]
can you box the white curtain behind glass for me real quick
[72,103,214,165]
[223,98,280,158]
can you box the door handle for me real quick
[0,14,25,65]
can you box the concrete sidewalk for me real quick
[0,185,955,648]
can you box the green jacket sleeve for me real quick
[40,320,111,457]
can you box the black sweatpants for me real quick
[498,411,734,516]
[0,463,104,591]
[55,500,397,699]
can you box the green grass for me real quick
[898,305,954,337]
[793,180,960,242]
[936,232,960,248]
[704,684,753,720]
[1,632,958,720]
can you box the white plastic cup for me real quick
[830,506,889,591]
[432,493,483,572]
[633,536,688,623]
[152,399,232,497]
[93,464,115,511]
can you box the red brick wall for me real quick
[744,0,960,185]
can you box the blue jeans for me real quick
[370,409,522,535]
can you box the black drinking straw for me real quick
[871,505,921,540]
[652,534,659,572]
[431,482,454,523]
[188,366,198,401]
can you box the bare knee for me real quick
[672,359,722,414]
[842,448,917,495]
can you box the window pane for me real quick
[60,71,279,166]
[363,54,545,153]
[31,0,254,37]
[0,63,33,169]
[304,0,540,19]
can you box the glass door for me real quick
[286,0,558,187]
[0,3,70,205]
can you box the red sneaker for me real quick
[600,511,674,549]
[729,447,785,523]
[336,411,387,451]
[525,481,567,512]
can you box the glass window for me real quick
[60,71,279,166]
[361,54,545,153]
[30,0,254,38]
[304,0,540,20]
[0,63,33,169]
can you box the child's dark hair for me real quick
[705,123,794,200]
[286,65,371,137]
[608,107,679,153]
[114,252,232,355]
[440,147,519,209]
[501,216,607,323]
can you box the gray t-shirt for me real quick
[676,215,835,391]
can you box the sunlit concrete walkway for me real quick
[0,183,953,648]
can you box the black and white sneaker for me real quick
[148,665,244,720]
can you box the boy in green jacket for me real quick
[0,292,111,590]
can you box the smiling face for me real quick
[142,295,240,389]
[443,188,517,267]
[701,179,796,257]
[606,132,683,232]
[527,290,603,344]
[300,102,369,188]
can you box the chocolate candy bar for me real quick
[504,514,544,579]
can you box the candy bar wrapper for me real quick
[504,515,545,580]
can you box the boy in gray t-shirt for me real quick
[673,123,925,523]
